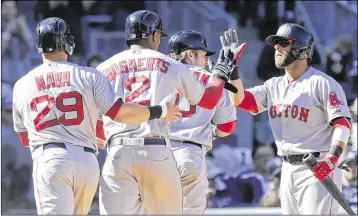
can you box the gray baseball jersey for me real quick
[12,61,120,151]
[96,48,206,140]
[247,67,351,156]
[169,65,237,148]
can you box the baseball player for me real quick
[12,17,180,215]
[221,25,352,214]
[95,10,237,215]
[167,30,238,214]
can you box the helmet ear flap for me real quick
[306,44,314,63]
[291,44,314,62]
[291,47,308,60]
[64,35,75,55]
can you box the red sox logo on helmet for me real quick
[328,91,344,112]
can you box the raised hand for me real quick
[220,29,247,66]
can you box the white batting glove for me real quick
[220,29,247,66]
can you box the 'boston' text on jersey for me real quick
[269,104,310,122]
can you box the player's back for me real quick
[13,61,106,150]
[97,48,202,138]
[169,65,236,148]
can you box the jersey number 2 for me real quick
[124,75,150,106]
[30,91,84,131]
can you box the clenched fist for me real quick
[312,154,338,181]
[211,49,237,82]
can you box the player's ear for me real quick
[151,32,155,42]
[189,50,195,58]
[153,31,160,42]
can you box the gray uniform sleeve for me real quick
[175,63,205,105]
[12,84,26,132]
[319,78,351,125]
[247,80,270,114]
[212,90,237,124]
[92,69,120,116]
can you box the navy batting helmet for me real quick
[168,30,216,57]
[125,10,168,46]
[36,17,75,56]
[266,23,314,66]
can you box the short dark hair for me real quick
[127,39,147,47]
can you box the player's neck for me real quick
[130,41,153,50]
[42,52,68,64]
[285,61,309,81]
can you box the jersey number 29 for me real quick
[30,91,84,131]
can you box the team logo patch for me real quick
[328,91,344,111]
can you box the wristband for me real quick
[230,67,240,80]
[329,145,343,158]
[148,105,162,120]
[332,125,351,144]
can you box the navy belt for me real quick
[282,152,320,164]
[44,143,96,154]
